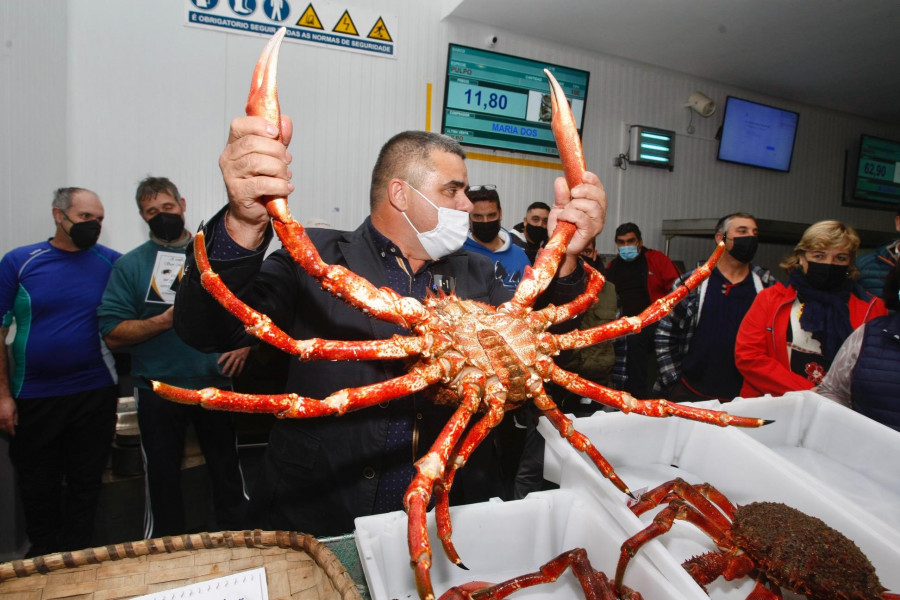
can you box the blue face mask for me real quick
[618,245,639,261]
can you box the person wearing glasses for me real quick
[463,185,531,290]
[735,220,887,398]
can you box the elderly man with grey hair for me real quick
[0,187,121,556]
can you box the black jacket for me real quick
[174,207,584,535]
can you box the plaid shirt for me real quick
[652,264,777,394]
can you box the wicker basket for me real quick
[0,530,362,600]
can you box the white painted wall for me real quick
[3,0,900,275]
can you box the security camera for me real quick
[485,35,498,48]
[685,91,716,117]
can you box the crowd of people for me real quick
[1,112,897,556]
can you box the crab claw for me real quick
[247,26,286,136]
[245,27,291,222]
[507,70,589,310]
[544,68,587,190]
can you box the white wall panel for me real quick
[3,0,900,279]
[1,1,68,253]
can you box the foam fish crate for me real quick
[538,407,900,600]
[354,488,703,600]
[726,391,900,535]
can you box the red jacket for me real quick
[606,248,681,305]
[734,282,888,398]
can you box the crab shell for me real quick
[729,502,883,600]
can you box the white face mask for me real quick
[401,181,470,260]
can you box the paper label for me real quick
[130,567,268,600]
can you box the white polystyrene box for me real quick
[354,488,703,600]
[726,391,900,534]
[538,408,900,599]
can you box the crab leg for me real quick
[507,70,585,311]
[193,229,426,360]
[548,364,770,428]
[407,377,485,600]
[432,383,509,569]
[552,242,725,351]
[614,499,749,593]
[151,361,444,417]
[528,263,606,329]
[438,548,644,600]
[530,384,632,495]
[225,27,429,330]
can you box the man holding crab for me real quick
[172,114,607,537]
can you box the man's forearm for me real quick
[0,332,12,399]
[0,330,17,434]
[557,253,577,279]
[104,315,172,350]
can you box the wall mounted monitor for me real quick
[441,44,590,157]
[845,134,900,210]
[716,96,800,172]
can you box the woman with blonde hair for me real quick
[735,220,887,397]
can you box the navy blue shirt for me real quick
[680,268,757,399]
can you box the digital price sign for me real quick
[441,44,590,157]
[852,135,900,208]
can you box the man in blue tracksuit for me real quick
[0,187,121,556]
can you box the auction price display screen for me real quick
[441,44,589,157]
[855,135,900,205]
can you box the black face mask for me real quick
[148,212,186,242]
[525,223,549,246]
[65,218,102,250]
[471,219,501,243]
[727,235,758,264]
[804,261,848,291]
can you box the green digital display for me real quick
[853,135,900,207]
[441,44,590,157]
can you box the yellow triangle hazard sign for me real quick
[296,3,323,29]
[333,10,359,35]
[367,17,392,42]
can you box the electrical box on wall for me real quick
[629,126,675,171]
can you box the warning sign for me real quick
[333,10,359,35]
[296,4,324,30]
[367,17,392,42]
[184,1,398,58]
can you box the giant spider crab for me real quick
[153,28,770,600]
[615,478,900,600]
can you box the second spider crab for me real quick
[153,27,770,600]
[615,478,900,600]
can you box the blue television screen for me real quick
[441,44,590,157]
[717,96,800,172]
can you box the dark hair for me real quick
[467,187,500,209]
[369,131,466,209]
[883,260,900,311]
[715,212,756,235]
[615,222,642,240]
[526,201,551,213]
[135,176,181,210]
